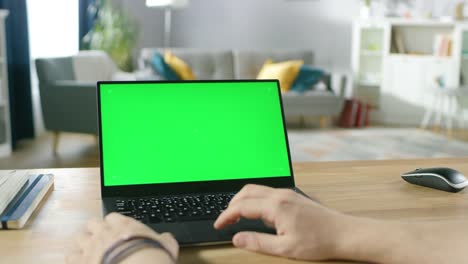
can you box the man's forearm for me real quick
[333,215,468,263]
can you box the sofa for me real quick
[35,50,138,154]
[139,48,346,127]
[35,49,346,154]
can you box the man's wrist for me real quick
[120,248,175,264]
[102,235,177,264]
[332,215,408,263]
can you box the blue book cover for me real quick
[0,174,54,229]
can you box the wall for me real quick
[112,1,465,128]
[115,0,360,71]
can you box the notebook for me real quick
[0,170,30,214]
[0,173,54,229]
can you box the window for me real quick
[27,0,79,58]
[27,0,79,135]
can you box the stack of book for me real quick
[433,34,452,57]
[0,171,54,229]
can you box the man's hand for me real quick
[67,213,179,264]
[214,184,350,261]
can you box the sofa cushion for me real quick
[257,59,303,92]
[234,50,314,79]
[140,48,235,79]
[152,51,180,81]
[291,66,325,93]
[164,50,196,80]
[72,50,118,82]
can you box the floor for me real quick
[288,128,468,162]
[0,133,99,170]
[1,128,468,169]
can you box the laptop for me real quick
[97,80,306,246]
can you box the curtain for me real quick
[79,0,97,50]
[0,0,34,148]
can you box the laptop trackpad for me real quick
[225,218,276,235]
[187,218,275,245]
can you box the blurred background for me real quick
[1,0,468,169]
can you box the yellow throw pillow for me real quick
[256,59,303,92]
[164,51,196,80]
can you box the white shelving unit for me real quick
[360,50,383,57]
[352,18,468,126]
[456,25,468,87]
[0,10,10,156]
[351,19,390,109]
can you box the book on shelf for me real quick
[392,29,406,54]
[433,34,452,57]
[0,171,54,229]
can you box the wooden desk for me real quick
[2,158,468,264]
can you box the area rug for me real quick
[287,128,468,162]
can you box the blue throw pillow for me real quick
[151,52,180,81]
[291,66,325,93]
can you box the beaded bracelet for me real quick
[101,235,176,264]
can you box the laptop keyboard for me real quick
[114,192,236,223]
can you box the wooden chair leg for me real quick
[52,131,60,156]
[319,116,329,129]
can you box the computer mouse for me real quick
[401,167,468,193]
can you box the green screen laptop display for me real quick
[100,81,292,186]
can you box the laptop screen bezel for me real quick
[97,80,296,197]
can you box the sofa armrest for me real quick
[322,74,333,93]
[338,74,348,98]
[324,73,348,98]
[40,81,98,134]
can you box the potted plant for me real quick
[82,0,139,72]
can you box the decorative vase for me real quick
[361,5,371,19]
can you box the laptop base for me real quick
[102,187,308,246]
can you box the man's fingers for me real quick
[233,231,285,256]
[214,198,274,229]
[230,184,273,205]
[104,212,130,227]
